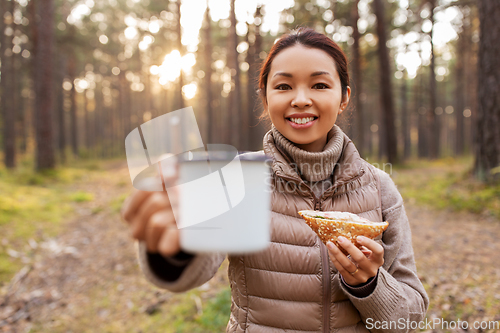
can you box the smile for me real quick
[286,117,318,129]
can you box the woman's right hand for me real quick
[121,164,181,257]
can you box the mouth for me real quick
[286,116,318,129]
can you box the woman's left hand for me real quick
[327,236,384,287]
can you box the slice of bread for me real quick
[298,210,389,255]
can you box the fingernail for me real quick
[338,236,346,243]
[357,236,364,242]
[326,241,334,249]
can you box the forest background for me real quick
[1,0,498,170]
[1,0,500,332]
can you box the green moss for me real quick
[92,206,104,214]
[116,287,233,333]
[394,156,500,219]
[0,252,20,284]
[0,161,110,284]
[111,193,130,213]
[52,286,232,333]
[71,192,94,202]
[195,287,231,331]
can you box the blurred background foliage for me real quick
[1,0,497,176]
[1,1,500,331]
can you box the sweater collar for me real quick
[269,125,345,182]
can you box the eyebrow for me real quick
[272,71,332,78]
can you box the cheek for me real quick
[268,93,289,107]
[267,97,285,114]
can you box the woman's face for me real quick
[265,44,350,152]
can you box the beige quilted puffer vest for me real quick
[226,131,383,333]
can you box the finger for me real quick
[145,210,175,253]
[357,236,384,264]
[361,249,372,257]
[337,236,366,264]
[327,242,365,284]
[131,192,171,240]
[122,190,152,223]
[326,242,347,270]
[158,224,181,257]
[359,245,372,258]
[326,241,358,274]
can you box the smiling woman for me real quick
[128,27,429,333]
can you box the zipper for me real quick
[276,173,316,198]
[316,171,366,332]
[317,196,331,333]
[321,243,331,332]
[278,172,331,332]
[322,168,366,198]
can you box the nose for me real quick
[291,88,312,108]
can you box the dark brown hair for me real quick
[258,27,350,121]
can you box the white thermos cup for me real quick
[169,144,271,254]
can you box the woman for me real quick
[122,27,428,332]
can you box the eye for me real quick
[275,84,291,90]
[313,83,330,89]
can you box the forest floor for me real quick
[0,159,499,333]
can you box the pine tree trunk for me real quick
[475,0,500,181]
[14,2,26,155]
[373,0,397,164]
[18,59,27,154]
[428,0,439,159]
[94,82,103,158]
[175,0,184,110]
[203,4,214,144]
[228,0,242,149]
[68,53,78,156]
[417,73,428,158]
[120,72,131,139]
[10,0,19,162]
[1,0,16,168]
[27,0,38,154]
[56,55,66,162]
[247,6,267,151]
[35,0,55,170]
[246,22,257,150]
[84,90,90,151]
[351,0,365,157]
[174,0,189,152]
[455,20,465,156]
[401,71,410,160]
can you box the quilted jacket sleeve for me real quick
[137,242,226,293]
[340,168,429,333]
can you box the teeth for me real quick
[290,117,315,124]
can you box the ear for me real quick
[339,86,351,114]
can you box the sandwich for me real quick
[298,210,389,255]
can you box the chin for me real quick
[288,135,315,145]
